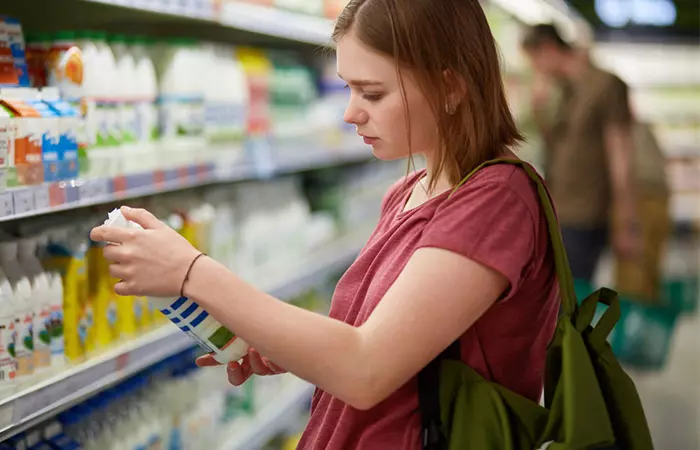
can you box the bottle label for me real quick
[0,316,16,382]
[34,306,51,369]
[16,311,34,376]
[49,305,65,357]
[160,296,237,356]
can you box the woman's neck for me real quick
[422,154,454,198]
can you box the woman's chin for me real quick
[370,145,409,161]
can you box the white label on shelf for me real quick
[12,189,34,214]
[33,185,50,210]
[93,179,111,198]
[78,181,94,201]
[0,193,11,217]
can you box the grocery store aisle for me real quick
[628,312,700,449]
[595,242,700,449]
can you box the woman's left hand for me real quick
[89,206,202,298]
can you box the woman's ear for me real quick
[442,69,467,108]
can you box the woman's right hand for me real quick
[195,348,287,386]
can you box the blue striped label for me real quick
[180,303,199,319]
[190,310,209,328]
[169,297,188,311]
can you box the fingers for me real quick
[196,350,284,386]
[108,263,128,281]
[114,280,140,297]
[195,354,221,367]
[121,206,165,230]
[227,357,252,386]
[266,360,287,375]
[90,225,137,245]
[249,348,285,375]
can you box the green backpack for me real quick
[418,159,654,450]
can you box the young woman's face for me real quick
[336,30,439,161]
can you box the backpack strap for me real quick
[450,158,578,317]
[418,340,460,450]
[418,158,579,449]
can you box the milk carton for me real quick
[42,87,80,181]
[0,88,44,186]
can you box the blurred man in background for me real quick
[520,23,640,286]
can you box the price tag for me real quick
[49,183,66,206]
[153,170,165,187]
[33,185,50,210]
[177,167,189,186]
[115,352,130,374]
[94,179,111,199]
[0,192,13,217]
[77,181,93,201]
[12,189,35,215]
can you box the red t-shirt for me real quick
[298,163,560,449]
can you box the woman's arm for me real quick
[186,246,506,410]
[91,207,507,411]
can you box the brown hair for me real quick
[332,0,523,192]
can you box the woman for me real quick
[90,0,560,448]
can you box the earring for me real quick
[445,103,456,115]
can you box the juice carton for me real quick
[42,87,80,181]
[0,19,18,86]
[23,89,60,182]
[0,88,44,186]
[25,33,51,88]
[0,16,30,87]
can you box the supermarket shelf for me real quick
[219,2,333,46]
[0,142,371,223]
[220,377,314,450]
[0,230,367,441]
[83,0,218,21]
[0,326,191,442]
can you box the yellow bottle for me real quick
[44,230,90,363]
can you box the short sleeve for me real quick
[601,75,633,127]
[416,181,536,296]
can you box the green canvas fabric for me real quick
[434,159,653,449]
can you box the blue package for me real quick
[1,16,29,87]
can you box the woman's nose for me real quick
[343,101,369,126]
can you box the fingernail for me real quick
[122,206,132,212]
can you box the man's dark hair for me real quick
[521,23,572,51]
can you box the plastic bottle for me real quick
[17,238,51,372]
[129,36,158,171]
[44,227,90,363]
[74,30,98,176]
[0,268,17,396]
[154,38,205,167]
[107,35,137,179]
[0,241,35,378]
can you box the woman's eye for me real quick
[362,93,383,102]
